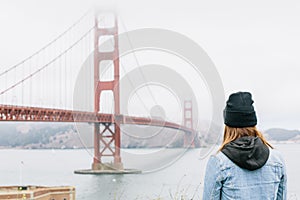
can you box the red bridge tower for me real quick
[183,100,195,148]
[93,14,123,170]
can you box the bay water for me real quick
[0,144,299,199]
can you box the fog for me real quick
[1,0,300,130]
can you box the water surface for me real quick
[0,144,298,199]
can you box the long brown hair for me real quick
[219,126,273,151]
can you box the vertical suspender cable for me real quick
[21,61,24,106]
[65,42,67,109]
[5,71,7,104]
[82,32,85,110]
[29,57,32,106]
[67,29,70,109]
[69,28,73,109]
[87,31,90,111]
[39,50,42,107]
[35,52,38,107]
[68,32,70,110]
[14,66,16,105]
[43,45,46,107]
[68,30,71,109]
[52,43,55,108]
[87,33,89,110]
[54,42,57,108]
[86,33,94,111]
[59,38,62,108]
[37,51,40,106]
[42,47,45,107]
[65,32,68,109]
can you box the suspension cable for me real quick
[0,26,95,96]
[119,17,159,107]
[0,9,92,77]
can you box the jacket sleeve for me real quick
[276,158,287,200]
[202,155,223,200]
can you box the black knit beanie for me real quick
[223,92,257,127]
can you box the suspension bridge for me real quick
[0,12,198,173]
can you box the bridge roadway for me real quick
[0,104,194,134]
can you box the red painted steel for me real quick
[93,14,121,167]
[0,104,194,134]
[184,100,195,147]
[122,116,194,133]
[0,105,112,122]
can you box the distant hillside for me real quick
[2,123,297,149]
[264,128,300,142]
[0,123,82,149]
[121,124,202,148]
[0,122,204,149]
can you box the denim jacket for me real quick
[202,149,287,200]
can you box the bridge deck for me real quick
[0,105,194,133]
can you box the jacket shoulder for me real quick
[211,151,235,170]
[267,148,285,167]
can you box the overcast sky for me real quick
[1,0,300,130]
